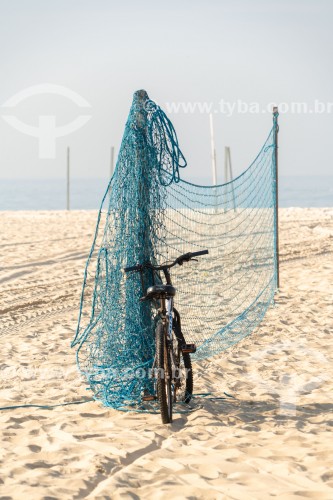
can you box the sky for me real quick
[0,0,332,184]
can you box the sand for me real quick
[0,208,332,499]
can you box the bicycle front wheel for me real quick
[155,321,172,424]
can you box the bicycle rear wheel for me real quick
[179,351,193,404]
[155,321,172,424]
[172,323,193,404]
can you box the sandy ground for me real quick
[0,208,332,499]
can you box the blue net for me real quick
[71,90,278,409]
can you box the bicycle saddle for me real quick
[145,284,176,299]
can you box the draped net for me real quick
[71,90,278,409]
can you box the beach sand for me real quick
[0,208,332,499]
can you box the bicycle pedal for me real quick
[142,394,157,402]
[182,343,196,354]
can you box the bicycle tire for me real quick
[155,321,172,424]
[181,351,193,404]
[172,322,193,404]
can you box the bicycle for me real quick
[124,249,209,424]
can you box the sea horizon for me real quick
[0,175,332,210]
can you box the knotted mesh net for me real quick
[72,90,278,409]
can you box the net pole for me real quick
[273,106,280,289]
[209,113,217,184]
[224,146,228,183]
[66,146,70,211]
[223,146,228,213]
[209,113,217,212]
[226,146,236,211]
[228,147,236,211]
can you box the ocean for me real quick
[0,176,332,210]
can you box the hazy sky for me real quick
[0,0,332,183]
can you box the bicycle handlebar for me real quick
[124,264,143,272]
[124,249,209,273]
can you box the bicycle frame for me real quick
[159,296,174,343]
[159,268,176,343]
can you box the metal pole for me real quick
[209,113,217,185]
[209,113,218,213]
[273,106,280,289]
[226,147,236,211]
[224,146,228,183]
[110,146,115,178]
[223,146,228,213]
[66,146,70,211]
